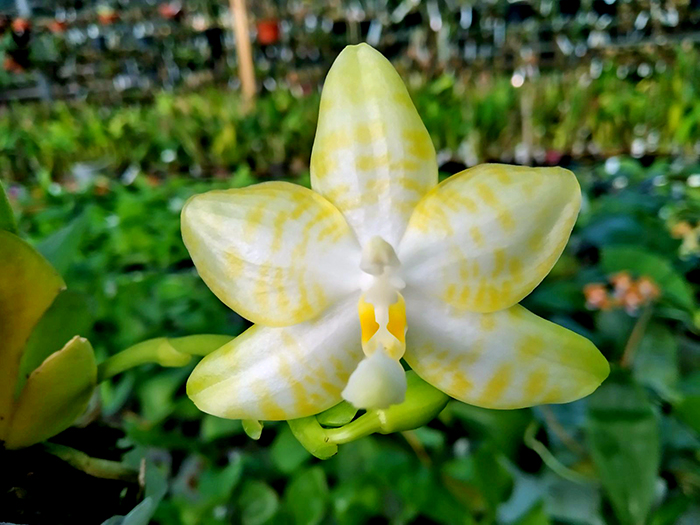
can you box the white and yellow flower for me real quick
[182,44,609,420]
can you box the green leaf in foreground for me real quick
[586,372,660,525]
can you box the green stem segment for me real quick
[289,371,450,459]
[43,442,139,482]
[97,334,233,383]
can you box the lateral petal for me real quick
[399,164,581,313]
[187,297,363,420]
[404,294,609,409]
[182,181,361,327]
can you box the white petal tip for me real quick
[342,350,407,409]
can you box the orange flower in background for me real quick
[584,273,660,315]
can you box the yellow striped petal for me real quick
[187,297,363,420]
[311,43,437,247]
[399,164,581,313]
[404,294,609,409]
[182,182,361,327]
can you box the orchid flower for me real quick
[182,44,609,421]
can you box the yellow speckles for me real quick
[497,210,516,232]
[259,395,288,420]
[509,258,523,279]
[317,220,340,242]
[493,169,511,185]
[280,329,298,351]
[517,335,544,360]
[392,160,422,174]
[329,356,349,382]
[480,363,513,404]
[449,373,473,394]
[357,152,391,172]
[365,178,391,194]
[470,226,485,247]
[402,129,434,161]
[444,283,458,304]
[243,206,265,242]
[311,150,337,180]
[354,121,386,143]
[480,315,496,331]
[542,385,562,404]
[393,90,415,109]
[270,213,287,253]
[524,368,548,400]
[316,128,353,150]
[475,182,499,208]
[493,249,506,277]
[458,286,471,306]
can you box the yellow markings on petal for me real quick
[524,368,548,401]
[479,363,513,405]
[405,299,609,410]
[399,164,582,313]
[310,44,437,246]
[187,299,364,421]
[470,226,485,247]
[449,373,474,395]
[181,181,360,327]
[402,129,434,161]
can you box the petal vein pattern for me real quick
[187,296,364,420]
[403,293,609,409]
[310,44,438,247]
[399,164,581,313]
[181,182,361,327]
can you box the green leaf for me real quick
[600,246,695,310]
[271,425,311,474]
[674,395,700,434]
[0,180,17,234]
[633,324,680,401]
[4,336,97,449]
[586,372,660,525]
[0,230,65,442]
[16,289,92,395]
[36,209,90,274]
[239,480,279,525]
[284,466,329,525]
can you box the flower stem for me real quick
[524,422,595,485]
[620,305,654,369]
[97,334,233,383]
[42,442,138,482]
[324,412,382,444]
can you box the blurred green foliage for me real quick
[2,48,700,185]
[2,145,700,523]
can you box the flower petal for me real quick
[187,297,363,420]
[310,43,437,247]
[398,164,581,313]
[182,181,361,327]
[404,294,609,409]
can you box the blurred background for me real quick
[1,0,700,524]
